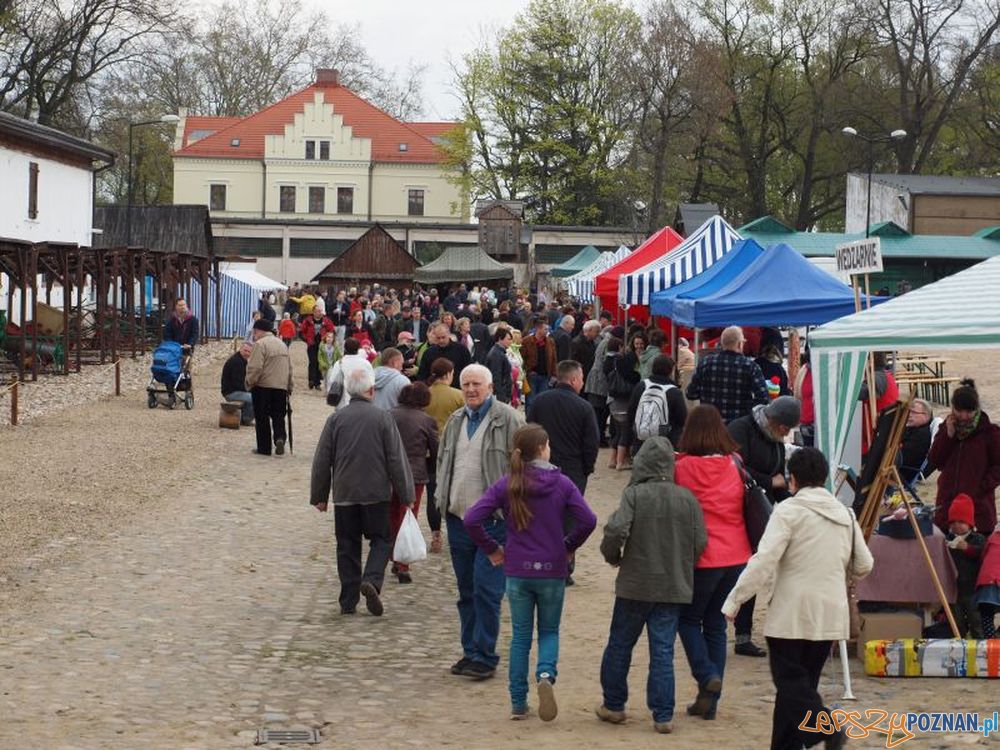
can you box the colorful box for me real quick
[864,638,1000,677]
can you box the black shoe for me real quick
[460,660,496,680]
[340,606,356,615]
[565,575,575,587]
[825,728,848,749]
[734,641,767,657]
[688,675,722,717]
[450,657,472,675]
[397,572,412,584]
[251,448,271,456]
[274,439,285,456]
[360,582,383,616]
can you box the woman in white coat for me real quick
[721,447,873,750]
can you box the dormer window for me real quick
[399,143,408,152]
[230,138,240,147]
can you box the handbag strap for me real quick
[731,454,756,489]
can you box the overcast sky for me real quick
[306,0,536,120]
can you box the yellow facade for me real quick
[172,91,464,223]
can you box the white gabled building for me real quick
[0,111,115,246]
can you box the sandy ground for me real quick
[0,344,998,749]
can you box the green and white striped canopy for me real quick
[810,255,1000,481]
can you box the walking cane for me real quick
[286,393,294,454]
[839,640,856,700]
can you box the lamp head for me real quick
[841,126,858,137]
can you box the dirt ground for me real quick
[0,344,998,749]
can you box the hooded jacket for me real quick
[372,366,410,410]
[601,438,707,603]
[976,532,1000,588]
[721,485,874,640]
[464,461,597,579]
[929,410,1000,535]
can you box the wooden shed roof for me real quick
[311,224,419,282]
[94,205,213,257]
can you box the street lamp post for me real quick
[126,114,180,247]
[841,126,908,238]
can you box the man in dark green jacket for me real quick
[596,437,707,733]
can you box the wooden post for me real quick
[114,359,121,396]
[891,465,961,638]
[10,381,18,426]
[863,274,872,311]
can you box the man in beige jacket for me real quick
[721,447,873,750]
[246,319,294,456]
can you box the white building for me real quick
[0,111,114,245]
[0,112,114,322]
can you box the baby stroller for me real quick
[147,341,194,410]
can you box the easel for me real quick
[854,392,961,638]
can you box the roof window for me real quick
[231,138,240,147]
[399,143,408,152]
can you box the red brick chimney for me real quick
[315,68,340,86]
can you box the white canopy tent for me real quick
[565,245,630,302]
[810,255,1000,480]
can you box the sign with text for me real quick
[836,237,883,275]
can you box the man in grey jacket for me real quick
[437,364,524,680]
[311,367,415,617]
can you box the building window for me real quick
[408,189,425,217]
[320,141,330,160]
[309,186,325,214]
[209,184,226,211]
[28,162,39,219]
[337,187,354,214]
[279,186,296,213]
[305,140,315,160]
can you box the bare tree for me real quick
[871,0,1000,173]
[0,0,180,130]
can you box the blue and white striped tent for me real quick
[618,216,742,306]
[566,245,630,302]
[186,265,286,338]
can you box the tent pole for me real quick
[693,328,700,363]
[670,320,677,361]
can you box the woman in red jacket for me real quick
[674,405,751,722]
[929,379,1000,535]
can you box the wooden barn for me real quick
[311,224,419,288]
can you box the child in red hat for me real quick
[945,494,986,637]
[975,530,1000,638]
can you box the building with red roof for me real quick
[172,69,464,225]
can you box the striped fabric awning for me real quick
[186,266,286,338]
[618,216,742,306]
[566,245,630,302]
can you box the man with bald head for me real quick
[436,364,525,680]
[685,325,769,424]
[221,341,256,425]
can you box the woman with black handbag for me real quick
[603,337,639,471]
[674,405,751,721]
[727,396,802,658]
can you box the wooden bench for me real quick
[895,375,960,405]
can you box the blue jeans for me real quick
[678,565,743,697]
[224,390,254,424]
[507,576,565,709]
[526,373,549,410]
[600,597,680,723]
[446,513,506,668]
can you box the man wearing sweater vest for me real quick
[436,364,525,680]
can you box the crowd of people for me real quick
[204,280,1000,747]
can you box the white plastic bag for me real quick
[393,508,427,564]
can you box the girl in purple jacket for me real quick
[464,424,598,722]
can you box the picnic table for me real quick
[892,355,956,404]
